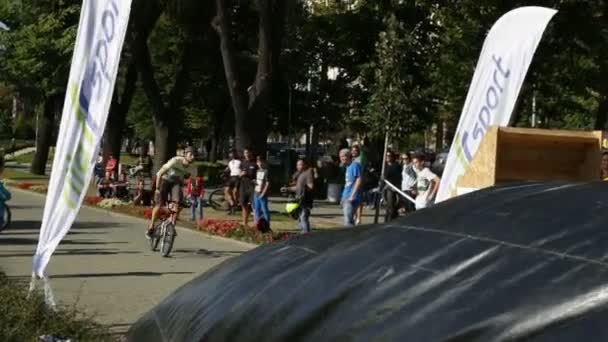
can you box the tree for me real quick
[0,1,79,174]
[131,0,190,170]
[213,0,287,155]
[102,58,138,163]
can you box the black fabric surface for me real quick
[128,181,608,342]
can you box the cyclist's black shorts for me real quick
[159,180,183,207]
[227,176,240,190]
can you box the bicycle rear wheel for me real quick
[209,189,228,211]
[160,222,175,257]
[149,224,161,251]
[0,203,11,232]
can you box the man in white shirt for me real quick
[400,152,417,213]
[412,153,440,210]
[224,151,241,214]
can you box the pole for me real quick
[374,123,391,224]
[35,112,39,152]
[531,84,537,128]
[286,84,292,183]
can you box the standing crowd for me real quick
[337,145,442,227]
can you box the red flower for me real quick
[17,182,36,189]
[84,196,103,205]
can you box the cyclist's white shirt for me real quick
[158,156,190,182]
[229,159,241,177]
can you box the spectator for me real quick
[94,154,105,186]
[283,159,314,234]
[186,175,205,222]
[383,150,402,222]
[224,151,241,214]
[239,148,258,227]
[105,154,118,180]
[254,155,270,228]
[98,171,114,198]
[340,149,363,227]
[401,152,416,213]
[133,179,151,206]
[602,152,608,180]
[113,173,129,199]
[350,144,366,225]
[412,153,441,210]
[313,159,326,199]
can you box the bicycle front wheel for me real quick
[149,224,161,251]
[160,222,175,257]
[0,203,11,232]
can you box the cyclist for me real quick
[146,146,195,239]
[224,151,241,214]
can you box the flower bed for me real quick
[15,182,47,194]
[196,218,297,244]
[29,185,48,193]
[17,182,36,190]
[97,198,130,209]
[84,196,104,205]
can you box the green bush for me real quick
[0,272,116,341]
[195,162,225,187]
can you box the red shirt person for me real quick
[186,176,205,222]
[105,154,118,179]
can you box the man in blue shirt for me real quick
[340,148,363,227]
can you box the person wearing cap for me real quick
[146,146,195,239]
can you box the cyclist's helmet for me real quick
[285,202,301,220]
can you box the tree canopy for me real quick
[0,0,606,168]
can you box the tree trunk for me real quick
[31,97,56,175]
[103,61,137,165]
[209,135,218,162]
[135,19,193,170]
[153,119,176,173]
[213,0,250,153]
[310,124,320,163]
[214,0,286,156]
[595,95,608,130]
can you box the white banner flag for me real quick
[32,0,132,278]
[436,6,557,203]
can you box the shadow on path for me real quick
[50,271,194,279]
[0,249,141,258]
[6,220,124,231]
[0,237,129,246]
[173,248,244,258]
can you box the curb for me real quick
[7,186,259,250]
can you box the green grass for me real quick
[12,151,51,165]
[3,168,49,181]
[0,272,116,341]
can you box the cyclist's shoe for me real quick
[145,229,154,240]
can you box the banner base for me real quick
[28,273,57,310]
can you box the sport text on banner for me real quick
[32,0,132,279]
[436,6,557,203]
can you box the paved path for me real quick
[0,189,254,334]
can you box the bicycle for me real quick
[0,201,11,232]
[208,187,241,213]
[0,182,12,232]
[149,202,179,257]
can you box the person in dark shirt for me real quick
[239,148,258,227]
[383,150,402,222]
[282,159,314,234]
[94,154,105,186]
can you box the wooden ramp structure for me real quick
[456,126,602,195]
